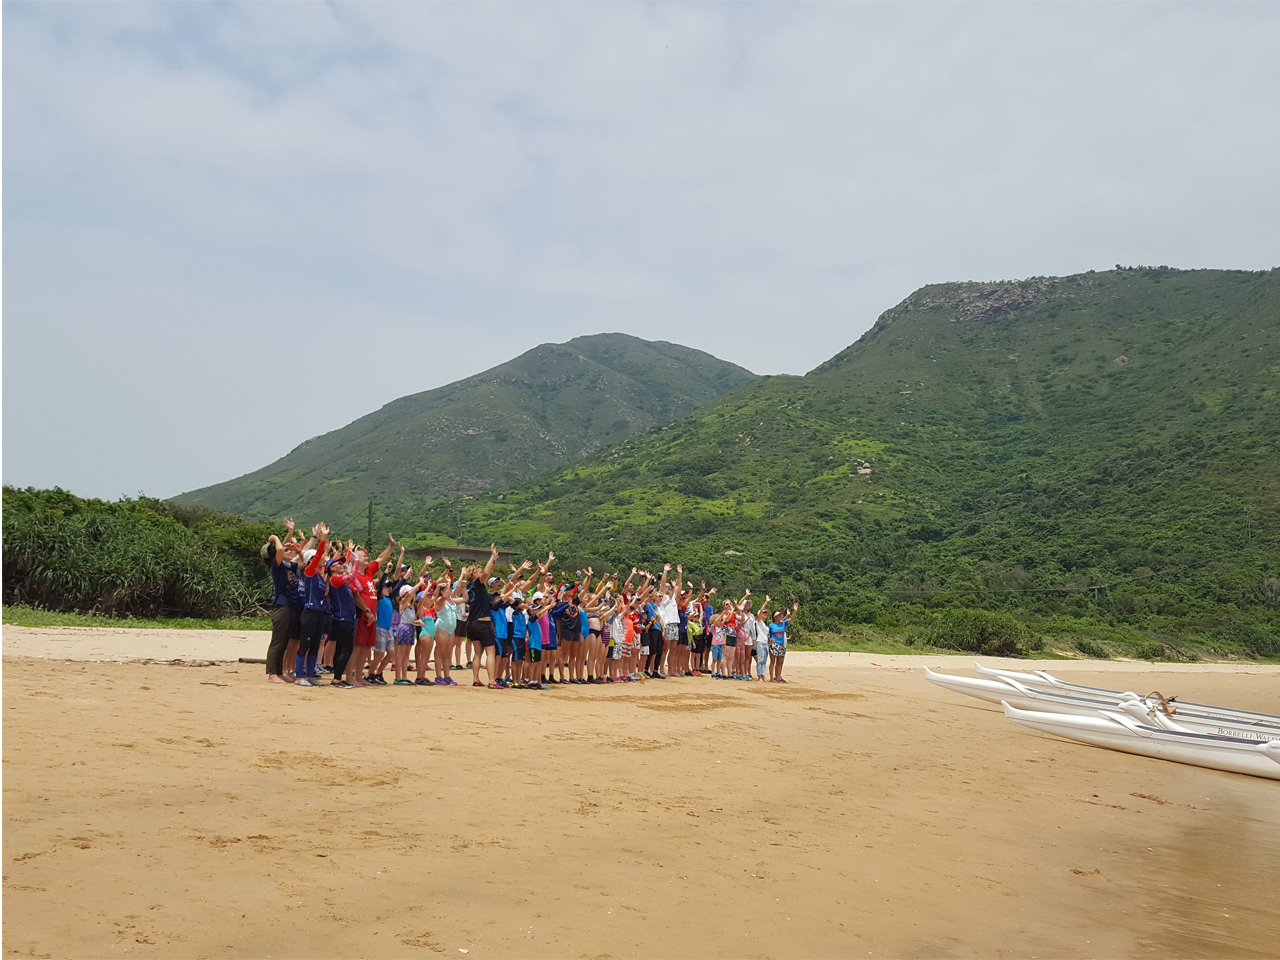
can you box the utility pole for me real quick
[368,501,373,548]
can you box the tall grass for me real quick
[3,489,271,618]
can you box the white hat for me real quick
[532,591,544,600]
[303,549,316,562]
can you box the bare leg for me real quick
[414,637,433,682]
[434,630,451,681]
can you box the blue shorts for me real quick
[395,622,417,646]
[512,635,528,660]
[493,635,508,658]
[711,645,724,661]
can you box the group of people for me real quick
[262,521,799,690]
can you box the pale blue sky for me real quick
[4,2,1279,499]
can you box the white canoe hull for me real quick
[974,661,1280,727]
[924,667,1280,742]
[1001,701,1280,781]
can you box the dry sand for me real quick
[4,628,1279,959]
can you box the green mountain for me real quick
[449,267,1280,655]
[177,334,756,527]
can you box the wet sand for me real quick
[3,632,1279,959]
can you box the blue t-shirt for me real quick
[769,620,789,644]
[528,619,543,650]
[270,554,300,608]
[376,596,394,629]
[493,606,509,639]
[304,572,329,613]
[330,580,357,623]
[512,612,528,638]
[644,603,659,631]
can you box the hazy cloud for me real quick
[5,2,1278,498]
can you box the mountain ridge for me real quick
[176,333,757,524]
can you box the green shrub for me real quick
[1134,641,1168,661]
[920,609,1032,656]
[1211,624,1280,658]
[1074,638,1111,659]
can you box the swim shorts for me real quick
[355,619,376,647]
[527,647,542,664]
[375,627,394,652]
[395,622,417,646]
[770,642,787,658]
[663,623,678,644]
[711,645,724,661]
[512,636,528,661]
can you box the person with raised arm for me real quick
[430,564,468,686]
[768,601,800,683]
[392,576,426,685]
[325,545,359,688]
[369,538,408,684]
[749,595,773,681]
[295,523,332,685]
[654,563,683,679]
[262,522,305,684]
[466,544,502,688]
[346,535,395,686]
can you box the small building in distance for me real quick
[404,544,519,568]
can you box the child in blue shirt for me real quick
[767,602,799,683]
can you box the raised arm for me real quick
[304,525,329,577]
[479,543,499,581]
[373,534,396,569]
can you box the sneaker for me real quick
[295,678,315,687]
[329,680,353,689]
[473,681,484,687]
[445,678,458,686]
[394,679,413,685]
[415,678,432,686]
[317,665,333,675]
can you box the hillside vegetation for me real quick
[177,333,755,529]
[438,267,1280,659]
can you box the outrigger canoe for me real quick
[973,661,1279,727]
[1001,700,1280,781]
[923,667,1280,742]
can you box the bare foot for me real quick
[267,675,293,684]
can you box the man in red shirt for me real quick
[349,536,396,688]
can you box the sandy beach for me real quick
[4,628,1279,959]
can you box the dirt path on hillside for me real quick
[4,651,1278,959]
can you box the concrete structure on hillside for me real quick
[404,544,518,567]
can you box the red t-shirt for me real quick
[354,561,380,618]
